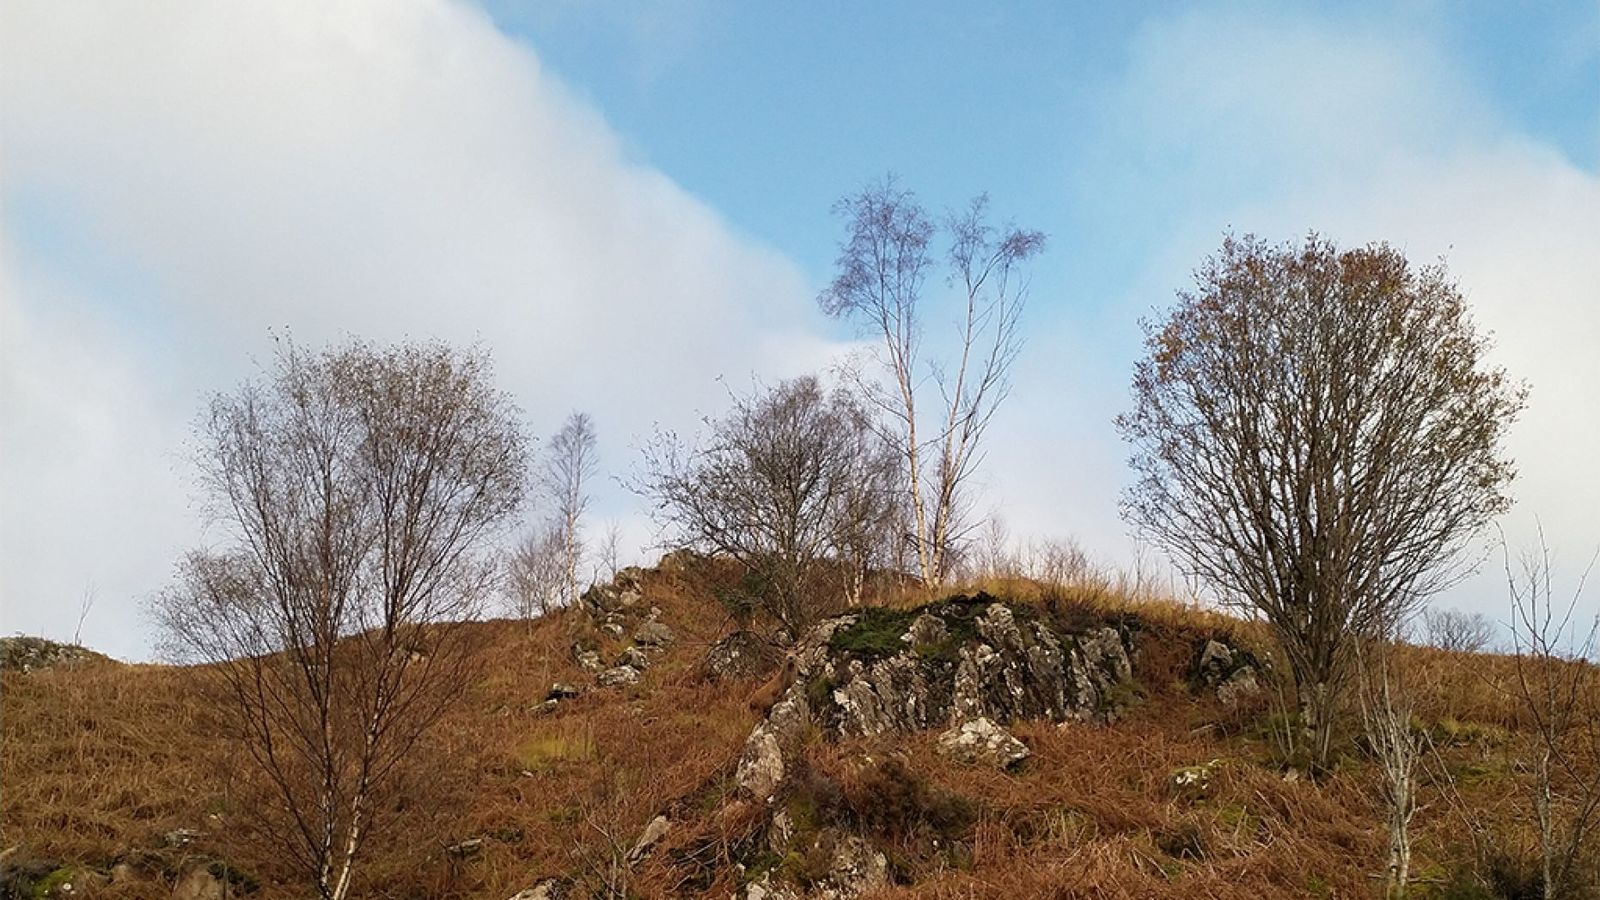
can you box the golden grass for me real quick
[1,557,1592,898]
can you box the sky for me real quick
[2,1,1597,660]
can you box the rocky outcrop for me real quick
[734,595,1133,801]
[0,636,107,673]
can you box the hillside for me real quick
[0,554,1579,899]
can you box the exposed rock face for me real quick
[1191,637,1263,706]
[706,631,780,682]
[735,727,787,801]
[937,717,1030,769]
[734,594,1134,799]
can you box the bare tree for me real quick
[150,338,530,900]
[821,177,1044,587]
[508,523,569,619]
[1119,234,1524,767]
[542,412,598,605]
[831,389,905,606]
[1422,607,1497,655]
[1506,536,1600,899]
[597,520,624,584]
[1354,637,1424,897]
[635,377,898,637]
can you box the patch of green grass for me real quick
[514,731,594,771]
[30,868,76,899]
[828,593,1013,661]
[829,608,917,658]
[206,861,261,894]
[1429,717,1511,748]
[1104,676,1146,711]
[806,675,835,709]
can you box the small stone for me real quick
[545,682,581,702]
[1216,666,1260,706]
[162,828,202,848]
[1168,759,1223,801]
[902,613,948,649]
[626,815,671,862]
[937,717,1030,769]
[170,867,225,900]
[507,877,569,900]
[599,622,625,639]
[617,646,651,670]
[1198,639,1233,676]
[575,650,604,672]
[633,620,675,648]
[597,665,640,687]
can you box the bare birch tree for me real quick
[1355,638,1424,897]
[1119,234,1524,768]
[543,412,598,605]
[150,338,529,900]
[821,177,1044,586]
[1506,536,1600,899]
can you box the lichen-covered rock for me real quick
[633,620,675,649]
[1168,759,1224,801]
[706,631,779,682]
[572,644,605,673]
[816,834,889,899]
[743,876,803,900]
[1190,637,1263,706]
[937,717,1030,769]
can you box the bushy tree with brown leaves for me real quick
[151,338,530,900]
[1118,234,1524,767]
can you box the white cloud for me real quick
[0,0,836,658]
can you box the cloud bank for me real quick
[1,0,835,658]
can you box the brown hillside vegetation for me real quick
[1,555,1593,899]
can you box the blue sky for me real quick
[2,1,1597,658]
[483,1,1598,278]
